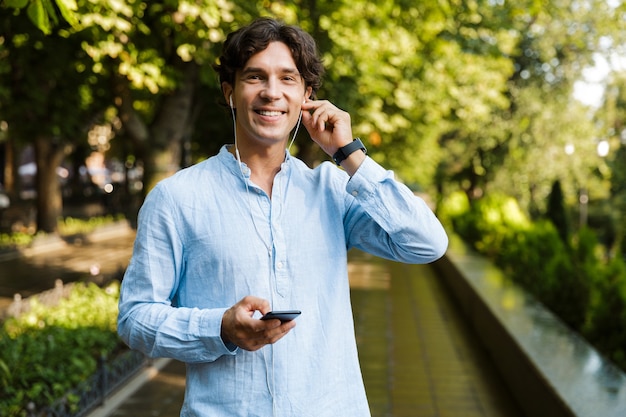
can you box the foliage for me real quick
[57,214,123,235]
[445,191,530,257]
[0,215,122,251]
[598,72,626,259]
[584,256,626,368]
[313,0,515,188]
[0,231,34,249]
[1,0,625,235]
[440,0,618,217]
[0,1,118,233]
[0,281,122,416]
[442,193,626,370]
[1,0,79,35]
[497,223,592,329]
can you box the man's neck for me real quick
[231,142,287,197]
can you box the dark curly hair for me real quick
[215,18,325,95]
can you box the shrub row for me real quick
[0,281,123,417]
[440,192,626,371]
[0,215,123,251]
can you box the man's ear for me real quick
[222,82,233,107]
[304,86,313,101]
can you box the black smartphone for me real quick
[260,310,301,322]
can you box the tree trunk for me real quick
[115,62,198,197]
[143,62,198,193]
[2,137,16,197]
[34,135,68,233]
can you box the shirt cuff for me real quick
[197,307,239,356]
[345,156,388,198]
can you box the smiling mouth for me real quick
[256,110,285,117]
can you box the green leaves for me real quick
[2,0,79,34]
[27,0,53,35]
[1,0,624,228]
[0,282,123,415]
[3,0,29,9]
[55,0,79,27]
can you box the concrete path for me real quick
[0,222,135,314]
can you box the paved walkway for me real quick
[0,222,135,314]
[350,253,523,417]
[0,224,524,416]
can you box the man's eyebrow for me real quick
[241,67,301,75]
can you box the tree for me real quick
[1,0,623,234]
[598,71,626,257]
[0,1,238,233]
[0,7,112,233]
[74,1,238,193]
[281,0,515,192]
[437,0,613,212]
[546,179,570,243]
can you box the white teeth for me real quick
[258,110,282,116]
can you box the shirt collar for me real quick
[218,145,293,179]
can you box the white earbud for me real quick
[230,95,234,108]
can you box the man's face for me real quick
[225,42,312,147]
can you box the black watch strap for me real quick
[332,138,367,165]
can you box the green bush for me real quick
[0,215,123,251]
[0,281,123,417]
[441,192,626,372]
[444,191,529,257]
[495,220,590,329]
[58,215,123,236]
[583,257,626,370]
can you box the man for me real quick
[118,17,448,416]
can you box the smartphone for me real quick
[260,310,301,322]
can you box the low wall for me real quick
[433,235,626,417]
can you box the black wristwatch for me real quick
[332,138,367,165]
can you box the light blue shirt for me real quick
[118,145,448,416]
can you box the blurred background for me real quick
[1,0,626,415]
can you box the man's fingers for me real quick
[221,296,298,351]
[263,320,296,345]
[233,320,295,351]
[238,295,271,315]
[303,101,334,131]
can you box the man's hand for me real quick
[301,99,353,155]
[221,296,296,351]
[301,99,366,175]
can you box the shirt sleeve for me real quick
[117,184,238,362]
[343,156,448,263]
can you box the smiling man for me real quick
[117,18,448,417]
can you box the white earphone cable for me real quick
[287,109,303,154]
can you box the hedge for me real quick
[440,191,626,371]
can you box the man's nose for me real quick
[260,77,281,100]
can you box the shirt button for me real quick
[277,262,284,269]
[352,190,359,197]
